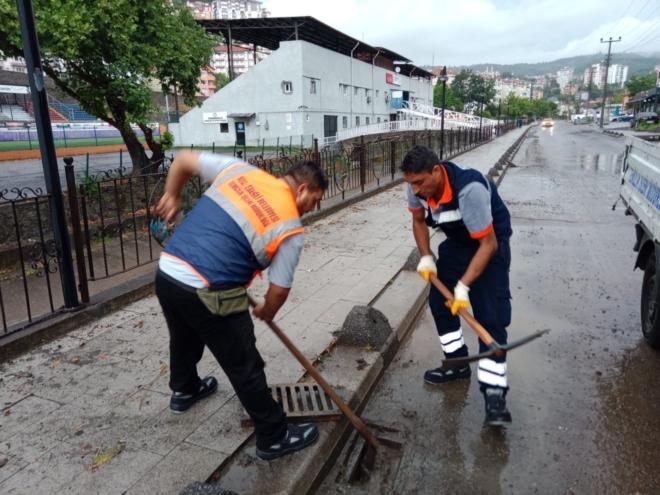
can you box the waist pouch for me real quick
[196,286,249,316]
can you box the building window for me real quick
[376,89,380,97]
[343,84,348,96]
[342,116,348,129]
[377,117,381,123]
[310,79,317,94]
[220,123,229,133]
[356,116,360,126]
[354,86,359,96]
[282,81,293,94]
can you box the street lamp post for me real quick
[439,66,448,160]
[478,97,484,140]
[497,100,501,136]
[15,0,78,308]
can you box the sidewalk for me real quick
[0,127,530,495]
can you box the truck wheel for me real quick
[641,256,660,348]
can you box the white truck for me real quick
[620,135,660,348]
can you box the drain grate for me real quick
[241,383,342,427]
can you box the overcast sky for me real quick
[263,0,660,66]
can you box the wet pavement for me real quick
[316,122,660,494]
[0,152,126,192]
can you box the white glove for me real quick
[449,280,470,315]
[416,255,437,282]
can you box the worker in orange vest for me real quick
[154,151,327,460]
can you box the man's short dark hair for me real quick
[400,145,441,174]
[286,160,328,191]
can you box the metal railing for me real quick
[319,109,500,148]
[0,121,521,340]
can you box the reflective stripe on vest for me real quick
[204,163,303,268]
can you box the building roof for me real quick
[198,16,433,79]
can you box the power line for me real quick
[620,17,660,52]
[609,0,638,36]
[615,1,660,42]
[621,28,660,54]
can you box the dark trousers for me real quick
[428,238,511,361]
[155,271,286,449]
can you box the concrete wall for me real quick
[171,40,432,147]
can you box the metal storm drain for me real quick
[241,383,342,426]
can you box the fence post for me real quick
[390,140,396,179]
[289,135,292,154]
[27,127,32,150]
[359,135,366,193]
[119,149,123,170]
[63,157,89,303]
[62,127,67,148]
[212,142,215,154]
[93,128,98,146]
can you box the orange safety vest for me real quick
[205,163,304,268]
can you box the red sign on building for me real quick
[386,73,393,84]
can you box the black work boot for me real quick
[170,376,218,414]
[482,386,512,426]
[424,365,471,385]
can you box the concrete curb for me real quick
[487,125,534,186]
[603,129,625,138]
[203,267,428,495]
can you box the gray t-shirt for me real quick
[160,153,303,288]
[406,174,493,238]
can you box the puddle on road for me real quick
[575,153,623,174]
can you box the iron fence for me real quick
[0,187,63,332]
[0,122,519,339]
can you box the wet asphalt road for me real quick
[0,152,125,192]
[317,123,660,494]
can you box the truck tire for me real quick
[641,255,660,348]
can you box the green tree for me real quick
[433,82,463,111]
[450,69,472,105]
[0,0,217,173]
[450,70,495,107]
[214,72,230,91]
[625,72,656,97]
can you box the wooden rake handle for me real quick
[429,273,500,350]
[247,295,380,450]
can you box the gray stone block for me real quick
[402,247,422,272]
[179,482,238,495]
[333,306,392,349]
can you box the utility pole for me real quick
[439,66,447,159]
[586,66,594,120]
[599,36,621,128]
[15,0,78,308]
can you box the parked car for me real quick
[541,118,554,127]
[610,114,633,123]
[631,111,659,127]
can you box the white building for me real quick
[607,64,629,88]
[187,1,215,19]
[211,44,269,77]
[213,0,269,19]
[556,66,573,92]
[0,57,27,73]
[584,63,606,89]
[494,78,531,101]
[172,17,433,146]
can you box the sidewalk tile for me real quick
[185,397,250,456]
[126,442,226,495]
